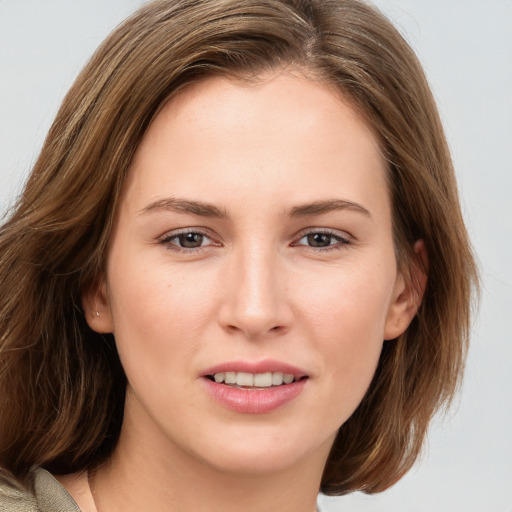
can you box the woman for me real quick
[0,0,478,511]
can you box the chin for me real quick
[183,423,337,477]
[202,447,309,476]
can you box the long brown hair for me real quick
[0,0,478,494]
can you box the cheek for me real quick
[299,258,394,341]
[105,250,233,388]
[105,257,209,376]
[296,261,394,411]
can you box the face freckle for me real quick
[87,71,411,477]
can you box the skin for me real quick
[80,71,424,512]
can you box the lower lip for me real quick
[202,378,307,414]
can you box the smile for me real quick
[201,361,309,414]
[207,371,300,388]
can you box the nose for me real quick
[218,242,292,340]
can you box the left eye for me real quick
[295,232,349,248]
[163,231,212,249]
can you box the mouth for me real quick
[205,371,308,389]
[201,361,309,413]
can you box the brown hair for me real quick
[0,0,478,495]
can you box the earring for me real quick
[96,311,100,317]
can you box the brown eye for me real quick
[160,230,215,251]
[294,230,351,250]
[178,232,204,248]
[307,233,333,247]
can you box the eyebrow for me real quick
[140,198,228,218]
[140,197,371,219]
[290,199,371,218]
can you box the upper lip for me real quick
[202,359,308,379]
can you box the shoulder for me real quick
[0,467,38,511]
[0,467,81,512]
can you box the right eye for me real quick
[159,230,218,252]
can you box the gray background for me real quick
[1,1,511,510]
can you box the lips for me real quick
[201,360,309,414]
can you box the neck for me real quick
[90,397,331,512]
[93,454,322,512]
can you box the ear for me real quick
[82,275,115,333]
[384,240,428,341]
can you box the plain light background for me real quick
[1,1,511,511]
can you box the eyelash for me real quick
[158,229,219,253]
[291,229,352,251]
[158,228,352,253]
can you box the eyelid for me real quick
[157,226,353,253]
[291,227,353,249]
[158,227,221,252]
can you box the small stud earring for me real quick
[96,311,100,317]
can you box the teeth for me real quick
[272,372,284,385]
[283,373,294,384]
[211,371,298,387]
[224,372,236,384]
[253,372,272,387]
[236,372,254,387]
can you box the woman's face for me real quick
[87,72,415,476]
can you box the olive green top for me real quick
[0,467,80,512]
[0,466,323,511]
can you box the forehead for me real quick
[123,72,388,217]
